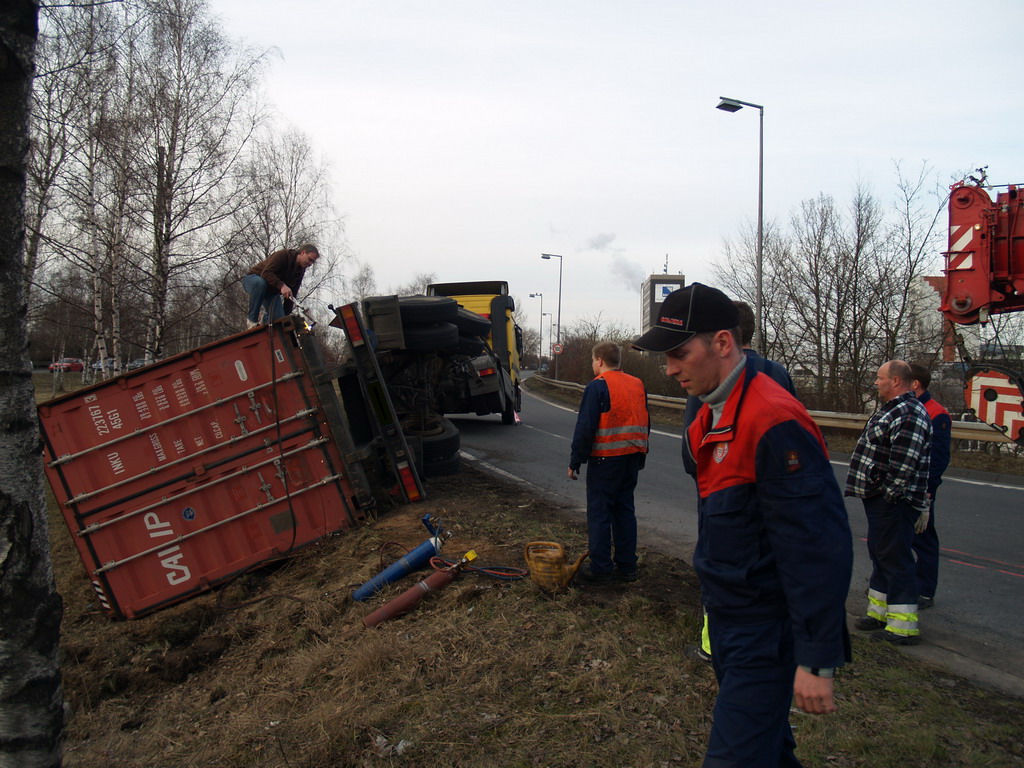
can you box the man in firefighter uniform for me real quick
[633,283,853,768]
[909,362,950,610]
[568,341,650,584]
[846,360,932,645]
[682,300,798,664]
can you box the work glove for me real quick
[914,508,930,534]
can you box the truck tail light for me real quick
[396,461,422,502]
[479,367,496,377]
[340,304,364,346]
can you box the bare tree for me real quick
[391,271,438,296]
[714,169,942,411]
[136,0,268,359]
[874,161,946,362]
[0,2,65,766]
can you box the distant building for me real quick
[641,274,686,333]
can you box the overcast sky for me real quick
[211,0,1024,335]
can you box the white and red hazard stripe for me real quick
[946,225,976,270]
[965,369,1024,441]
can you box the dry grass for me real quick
[37,371,1024,766]
[51,465,1024,768]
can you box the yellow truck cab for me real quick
[427,280,523,423]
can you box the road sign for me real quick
[552,343,564,355]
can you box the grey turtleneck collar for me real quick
[700,356,747,428]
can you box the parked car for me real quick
[91,358,116,371]
[49,358,85,372]
[125,358,146,371]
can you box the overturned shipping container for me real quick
[39,317,420,619]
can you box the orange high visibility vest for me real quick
[591,370,649,457]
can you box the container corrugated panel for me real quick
[39,321,365,619]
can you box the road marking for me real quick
[527,387,1024,490]
[522,424,568,441]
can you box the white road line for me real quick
[525,387,1024,491]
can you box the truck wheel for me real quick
[453,307,491,337]
[501,397,516,424]
[424,451,460,477]
[402,322,458,351]
[398,295,458,324]
[418,418,460,462]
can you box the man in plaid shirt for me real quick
[845,360,932,645]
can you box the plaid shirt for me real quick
[844,391,932,512]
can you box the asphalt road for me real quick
[452,385,1024,698]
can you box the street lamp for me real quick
[541,253,563,379]
[717,96,764,354]
[542,312,553,371]
[529,292,543,368]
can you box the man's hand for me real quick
[280,285,294,300]
[915,508,930,534]
[793,667,836,714]
[567,468,578,480]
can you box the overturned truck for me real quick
[360,281,524,478]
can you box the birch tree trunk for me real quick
[0,2,66,766]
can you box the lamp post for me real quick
[542,312,553,370]
[716,96,764,354]
[541,253,563,379]
[529,292,543,368]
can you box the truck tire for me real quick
[455,334,487,356]
[402,322,458,351]
[418,418,460,462]
[424,451,460,477]
[453,307,491,337]
[501,397,516,424]
[398,295,458,324]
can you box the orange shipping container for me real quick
[39,320,374,619]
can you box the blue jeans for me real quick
[242,274,284,323]
[704,616,802,768]
[584,453,641,574]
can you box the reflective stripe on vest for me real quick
[591,370,649,457]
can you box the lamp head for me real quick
[716,98,743,113]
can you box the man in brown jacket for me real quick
[242,244,319,327]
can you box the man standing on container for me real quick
[908,362,950,610]
[568,341,650,584]
[846,360,932,645]
[633,283,853,768]
[242,244,319,328]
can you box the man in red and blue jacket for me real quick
[634,283,853,768]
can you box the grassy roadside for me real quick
[50,463,1024,767]
[37,370,1024,766]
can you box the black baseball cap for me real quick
[632,283,739,352]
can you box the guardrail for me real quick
[530,376,1011,444]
